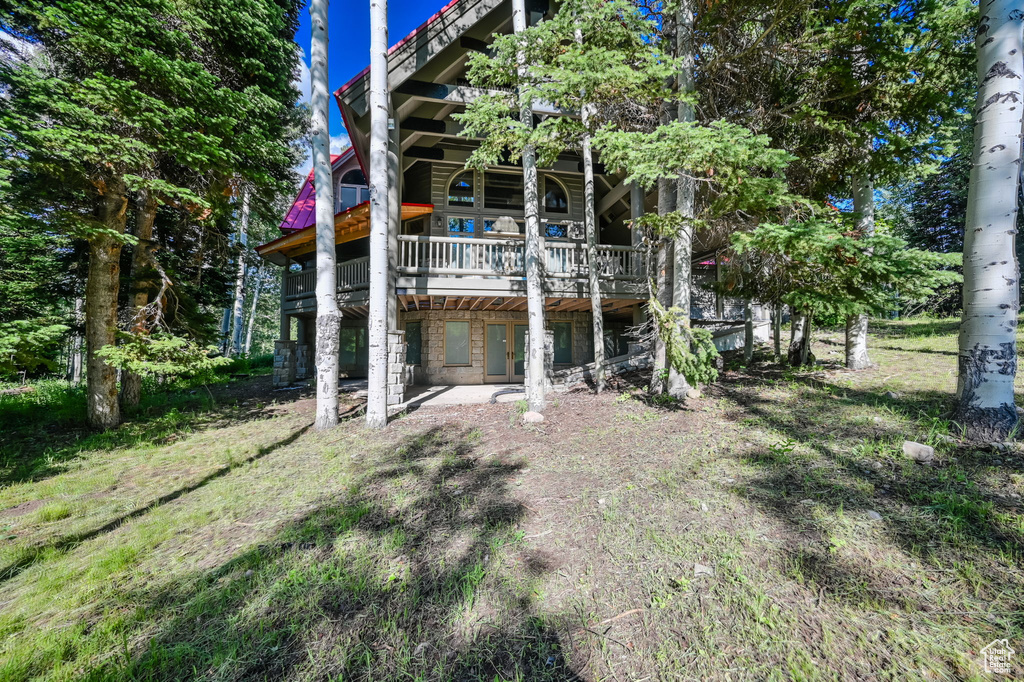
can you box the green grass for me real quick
[0,319,1022,680]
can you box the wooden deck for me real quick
[283,235,647,315]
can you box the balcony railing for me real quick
[396,235,644,280]
[285,237,644,300]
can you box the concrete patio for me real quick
[337,379,526,411]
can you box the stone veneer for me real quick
[400,309,594,386]
[387,330,412,406]
[273,340,296,388]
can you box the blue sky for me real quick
[292,0,449,172]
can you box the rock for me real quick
[598,498,606,505]
[414,642,428,657]
[902,441,935,463]
[934,434,957,445]
[866,510,883,521]
[884,391,899,400]
[244,569,254,578]
[872,416,883,424]
[700,502,709,512]
[992,459,1003,466]
[522,411,545,424]
[1017,406,1024,416]
[799,499,814,505]
[694,562,714,577]
[989,442,1011,453]
[871,461,883,470]
[685,388,701,400]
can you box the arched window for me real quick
[448,171,475,207]
[340,169,366,186]
[542,176,568,214]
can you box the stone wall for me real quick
[400,308,593,385]
[295,344,310,380]
[273,340,296,388]
[387,330,411,406]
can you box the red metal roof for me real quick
[279,150,354,233]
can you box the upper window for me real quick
[448,172,475,207]
[484,172,524,211]
[542,177,568,214]
[340,169,366,186]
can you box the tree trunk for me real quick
[788,311,809,367]
[230,188,251,356]
[243,266,261,355]
[668,0,695,398]
[773,304,782,362]
[576,50,604,393]
[365,0,390,428]
[120,190,158,412]
[845,173,874,370]
[955,0,1023,442]
[651,180,674,394]
[67,295,84,384]
[743,300,754,364]
[514,0,547,412]
[86,179,128,430]
[311,0,342,431]
[800,312,814,367]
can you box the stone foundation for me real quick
[295,343,310,380]
[400,309,593,385]
[387,330,412,406]
[273,340,296,388]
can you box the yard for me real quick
[1,318,1022,681]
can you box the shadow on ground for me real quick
[71,426,583,682]
[713,367,1024,634]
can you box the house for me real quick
[981,639,1015,674]
[257,0,766,392]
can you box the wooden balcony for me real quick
[283,236,646,315]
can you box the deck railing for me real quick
[285,238,644,299]
[396,235,644,280]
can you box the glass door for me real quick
[512,324,527,382]
[485,323,510,382]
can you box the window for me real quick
[339,186,360,211]
[405,321,422,365]
[448,217,475,237]
[545,223,568,239]
[444,321,471,366]
[448,171,475,207]
[552,321,572,364]
[341,169,366,185]
[542,176,568,214]
[484,172,524,210]
[484,217,523,234]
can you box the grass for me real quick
[0,318,1023,680]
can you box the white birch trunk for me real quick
[311,0,341,430]
[68,295,83,384]
[955,0,1024,441]
[845,173,874,370]
[743,300,754,364]
[230,188,251,357]
[668,0,695,397]
[773,304,782,361]
[365,0,391,428]
[514,0,546,412]
[244,265,261,355]
[576,28,604,393]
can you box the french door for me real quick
[484,322,528,383]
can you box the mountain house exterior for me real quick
[257,0,766,393]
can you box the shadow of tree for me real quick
[72,426,584,682]
[0,424,313,583]
[0,377,317,486]
[713,370,1024,627]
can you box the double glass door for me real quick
[485,322,528,383]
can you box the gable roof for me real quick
[334,0,510,174]
[279,149,355,233]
